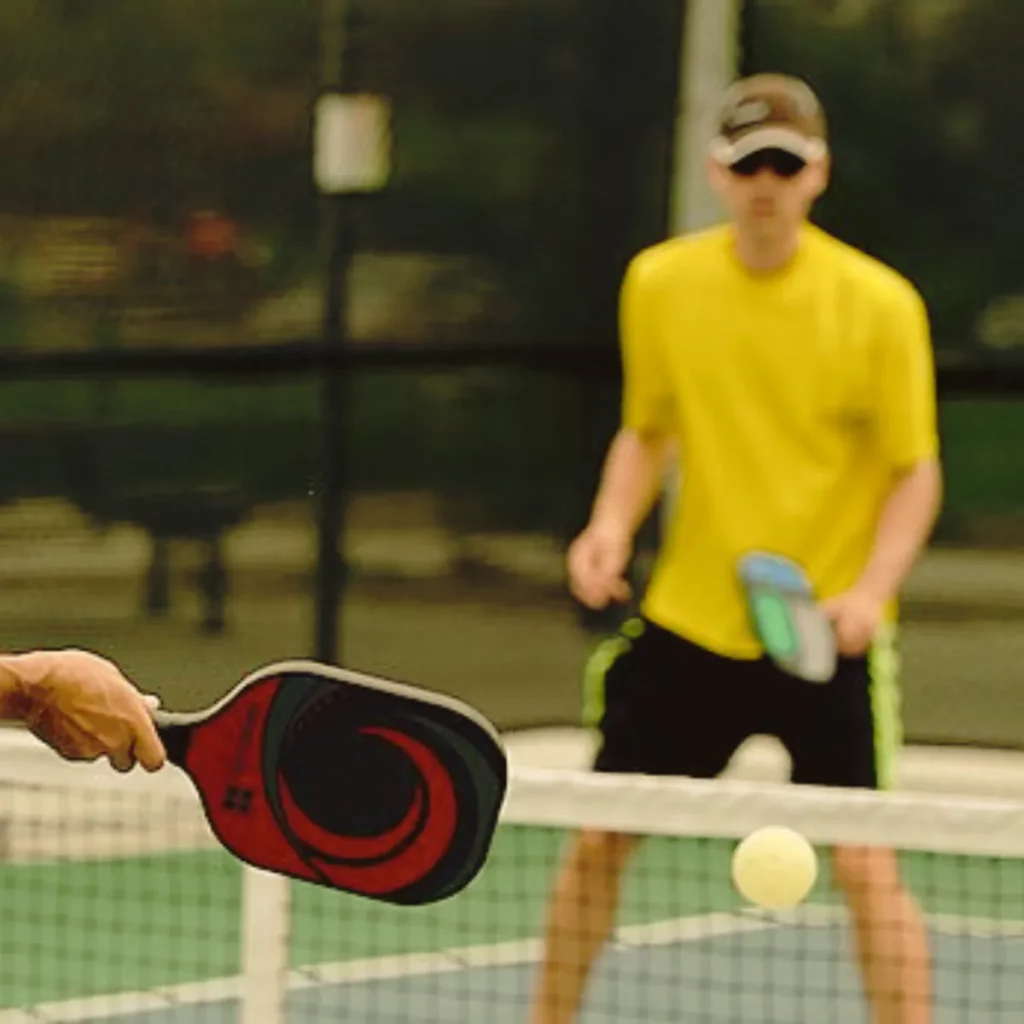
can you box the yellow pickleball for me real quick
[731,826,818,910]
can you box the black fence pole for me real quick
[313,0,355,664]
[314,197,353,664]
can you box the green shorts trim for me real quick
[581,617,645,730]
[581,616,903,790]
[868,621,903,791]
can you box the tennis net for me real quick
[2,729,1024,1023]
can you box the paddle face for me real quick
[738,552,837,683]
[156,662,507,905]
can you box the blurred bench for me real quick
[59,430,251,634]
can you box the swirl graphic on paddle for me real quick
[154,661,507,904]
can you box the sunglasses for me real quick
[729,149,808,179]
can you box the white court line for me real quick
[5,907,1023,1024]
[0,913,770,1023]
[765,903,1024,939]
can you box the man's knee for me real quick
[832,845,903,906]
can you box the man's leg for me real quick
[529,829,639,1024]
[833,844,932,1024]
[780,624,932,1023]
[529,619,755,1023]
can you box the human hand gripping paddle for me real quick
[738,552,838,683]
[146,661,507,906]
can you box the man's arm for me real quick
[825,283,941,653]
[596,248,675,539]
[855,457,942,603]
[568,428,670,609]
[568,249,675,609]
[589,427,672,539]
[863,280,942,601]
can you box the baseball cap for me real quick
[710,73,828,167]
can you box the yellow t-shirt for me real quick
[622,223,939,659]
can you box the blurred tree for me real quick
[745,0,1024,359]
[0,0,317,221]
[930,0,1024,360]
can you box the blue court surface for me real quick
[46,914,1024,1024]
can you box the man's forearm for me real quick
[590,428,672,537]
[856,458,943,602]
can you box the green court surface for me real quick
[3,824,1023,1009]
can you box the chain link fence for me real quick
[0,0,1020,745]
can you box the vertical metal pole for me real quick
[319,0,348,87]
[314,206,352,663]
[660,0,742,536]
[669,0,742,235]
[314,0,353,663]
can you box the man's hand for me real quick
[567,522,633,610]
[1,650,167,773]
[821,588,885,657]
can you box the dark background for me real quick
[0,0,1021,747]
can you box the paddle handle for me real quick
[151,709,194,767]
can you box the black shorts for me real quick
[583,618,901,790]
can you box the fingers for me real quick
[567,540,632,610]
[833,631,856,657]
[567,551,605,608]
[570,571,630,610]
[28,714,104,763]
[836,629,871,657]
[107,691,167,773]
[569,576,603,608]
[829,613,873,657]
[75,721,164,774]
[22,650,169,773]
[63,719,164,773]
[131,692,168,771]
[131,715,168,772]
[108,746,135,773]
[90,664,168,772]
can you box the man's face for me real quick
[709,148,830,242]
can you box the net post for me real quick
[240,865,291,1024]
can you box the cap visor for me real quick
[713,127,824,165]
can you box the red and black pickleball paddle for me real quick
[152,661,507,905]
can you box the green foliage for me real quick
[746,0,1024,357]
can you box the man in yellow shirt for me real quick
[531,74,941,1024]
